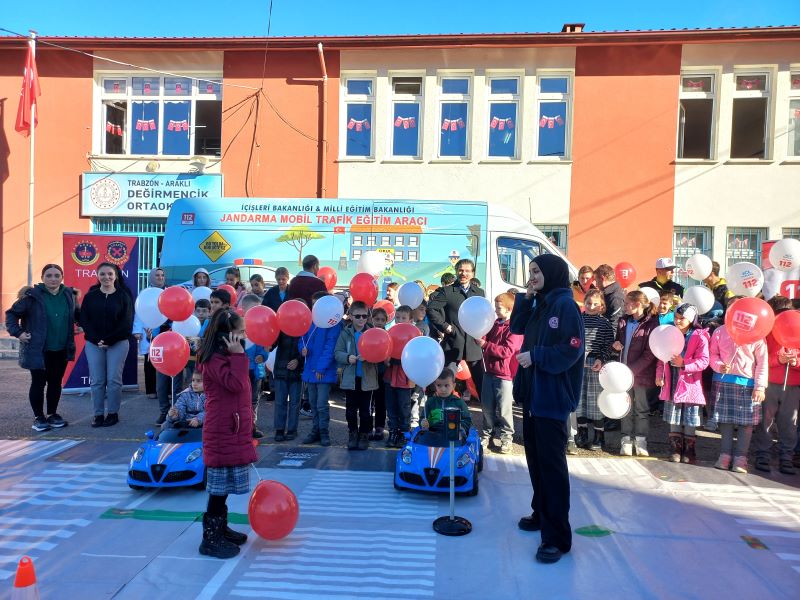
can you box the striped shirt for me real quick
[582,313,615,362]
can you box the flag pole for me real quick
[26,31,37,287]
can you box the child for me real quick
[165,371,206,429]
[655,303,709,464]
[241,294,268,439]
[301,293,341,447]
[709,301,768,474]
[383,305,417,447]
[195,308,256,559]
[368,307,389,442]
[385,282,400,307]
[575,289,615,451]
[248,274,266,300]
[753,296,799,475]
[335,301,380,450]
[478,293,523,454]
[413,301,430,337]
[423,368,472,437]
[209,289,231,315]
[185,299,211,380]
[611,291,659,456]
[657,290,675,325]
[272,323,304,442]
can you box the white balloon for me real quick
[357,251,385,276]
[266,348,277,372]
[457,296,496,339]
[135,287,167,329]
[598,361,634,393]
[312,294,344,328]
[401,336,445,389]
[683,286,715,315]
[685,254,713,281]
[727,262,764,298]
[398,282,424,310]
[192,286,212,302]
[172,315,201,337]
[597,389,632,419]
[648,324,686,363]
[768,238,800,272]
[640,286,659,306]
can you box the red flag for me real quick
[15,45,41,137]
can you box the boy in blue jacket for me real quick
[242,294,269,439]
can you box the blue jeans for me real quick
[385,386,412,431]
[157,370,184,415]
[307,382,332,434]
[481,374,515,442]
[273,378,301,433]
[85,340,129,416]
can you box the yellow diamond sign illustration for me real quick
[199,231,231,262]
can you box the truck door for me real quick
[490,234,547,297]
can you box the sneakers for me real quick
[480,437,490,449]
[714,453,732,470]
[779,460,796,475]
[590,429,604,451]
[357,433,369,451]
[566,439,578,455]
[347,430,359,451]
[155,413,167,426]
[285,431,297,441]
[368,428,385,441]
[274,430,285,442]
[754,456,771,473]
[499,439,513,454]
[386,430,401,448]
[518,513,541,532]
[704,419,717,433]
[299,408,313,419]
[575,427,590,450]
[91,415,105,428]
[319,431,331,447]
[46,414,67,428]
[252,428,265,439]
[32,416,51,432]
[103,413,119,427]
[731,456,748,474]
[303,430,321,445]
[634,437,649,457]
[620,436,633,456]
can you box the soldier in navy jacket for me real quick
[510,253,584,565]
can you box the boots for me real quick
[386,429,398,448]
[222,506,247,546]
[575,426,590,450]
[358,433,369,451]
[320,430,331,447]
[199,513,240,559]
[590,428,604,451]
[682,435,697,465]
[303,429,321,445]
[347,430,359,450]
[668,433,683,463]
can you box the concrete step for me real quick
[0,337,19,359]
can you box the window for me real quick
[783,227,800,239]
[381,235,391,246]
[343,76,375,158]
[367,235,376,246]
[678,74,715,159]
[390,76,423,158]
[789,73,800,157]
[536,76,570,158]
[487,76,520,159]
[535,224,568,254]
[438,76,471,159]
[352,249,363,260]
[408,235,419,247]
[730,73,770,159]
[92,217,165,292]
[394,250,404,262]
[353,235,363,246]
[726,227,768,269]
[100,75,222,157]
[496,237,545,287]
[673,226,713,288]
[408,250,419,262]
[394,236,404,246]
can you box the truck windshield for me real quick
[497,237,547,287]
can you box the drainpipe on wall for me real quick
[317,43,328,199]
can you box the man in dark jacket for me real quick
[510,254,584,565]
[426,259,486,396]
[262,267,291,312]
[287,255,326,307]
[639,257,685,298]
[594,264,625,330]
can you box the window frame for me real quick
[534,72,573,160]
[96,72,222,158]
[387,73,424,160]
[496,236,545,287]
[340,73,377,160]
[534,224,568,254]
[730,69,773,160]
[436,73,472,160]
[725,226,768,270]
[788,70,800,158]
[676,70,718,161]
[485,73,522,161]
[672,226,714,288]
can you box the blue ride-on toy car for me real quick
[394,426,482,496]
[127,426,206,490]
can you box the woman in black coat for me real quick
[5,264,79,432]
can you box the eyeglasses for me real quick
[351,314,369,319]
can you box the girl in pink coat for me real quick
[655,304,709,464]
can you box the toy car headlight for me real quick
[456,453,471,469]
[133,448,144,463]
[186,448,203,463]
[401,448,412,464]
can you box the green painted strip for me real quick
[575,525,613,537]
[100,508,250,524]
[741,535,768,550]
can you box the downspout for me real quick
[317,43,328,199]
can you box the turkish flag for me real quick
[15,45,41,137]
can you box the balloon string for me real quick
[171,376,175,408]
[250,462,262,482]
[783,363,790,392]
[302,326,317,349]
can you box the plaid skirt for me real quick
[711,381,762,427]
[206,465,251,496]
[576,359,603,421]
[663,401,700,427]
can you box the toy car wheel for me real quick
[467,473,479,496]
[393,479,403,491]
[128,484,145,491]
[477,447,484,473]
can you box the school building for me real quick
[1,24,799,311]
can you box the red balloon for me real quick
[614,262,637,288]
[358,327,392,362]
[157,286,194,322]
[318,266,338,292]
[248,480,299,540]
[771,310,800,349]
[277,300,312,337]
[349,273,378,305]
[372,299,396,323]
[217,284,238,306]
[245,305,280,347]
[149,331,190,377]
[388,322,420,359]
[725,297,775,346]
